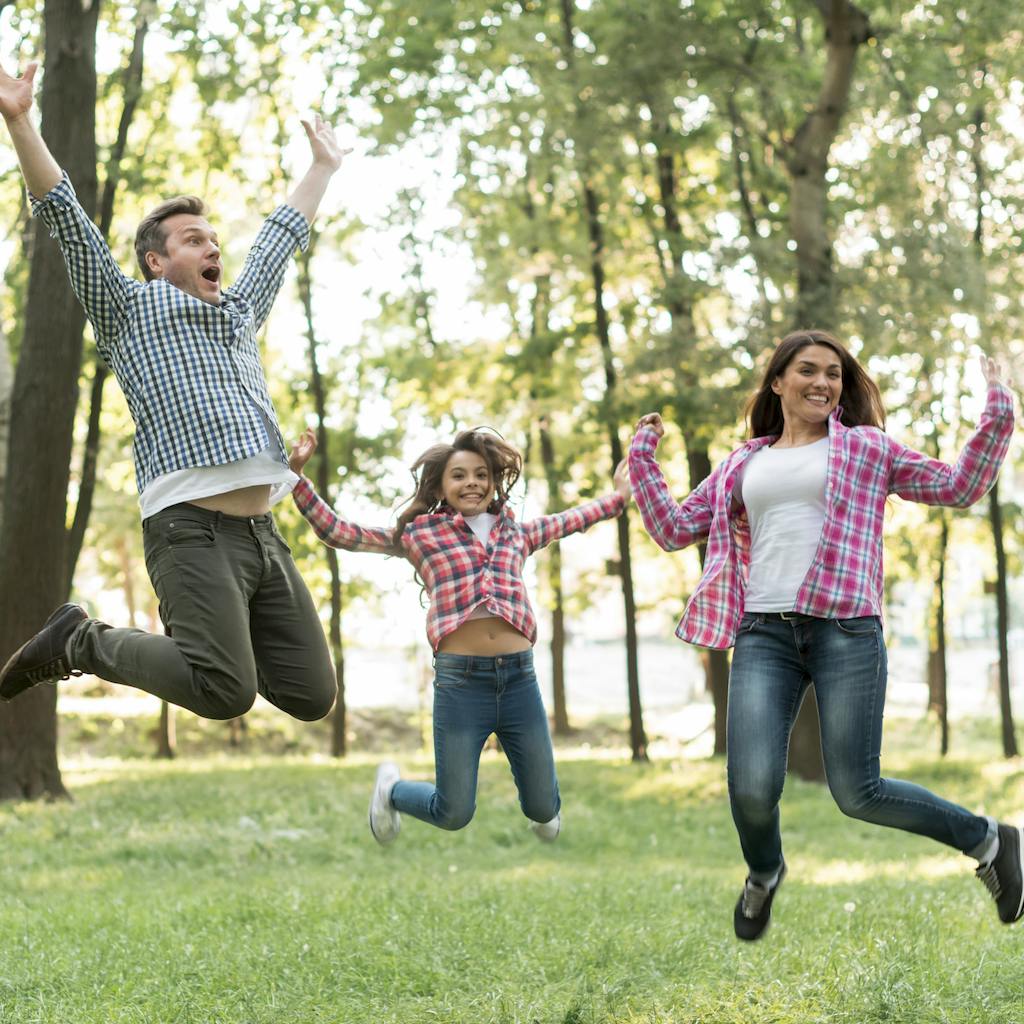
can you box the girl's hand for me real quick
[635,412,664,439]
[289,428,317,474]
[613,458,632,500]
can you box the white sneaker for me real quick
[368,762,401,845]
[530,812,561,842]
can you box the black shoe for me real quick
[0,603,87,702]
[976,824,1024,924]
[734,861,787,941]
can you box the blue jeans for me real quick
[390,649,560,830]
[727,612,992,876]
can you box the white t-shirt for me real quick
[464,512,498,620]
[735,437,828,612]
[139,406,296,519]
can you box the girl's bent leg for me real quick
[727,616,807,877]
[390,654,494,831]
[494,650,560,825]
[809,617,990,854]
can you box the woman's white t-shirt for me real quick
[735,436,828,612]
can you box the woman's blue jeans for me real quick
[727,612,992,876]
[390,649,560,830]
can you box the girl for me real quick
[290,427,630,844]
[629,330,1019,940]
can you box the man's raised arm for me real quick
[285,114,347,225]
[0,61,61,198]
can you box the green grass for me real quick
[0,721,1022,1023]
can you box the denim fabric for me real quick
[727,612,990,875]
[69,503,336,721]
[390,649,560,830]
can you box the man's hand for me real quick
[0,60,37,124]
[300,114,348,174]
[613,458,632,501]
[289,427,317,475]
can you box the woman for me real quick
[629,329,1019,940]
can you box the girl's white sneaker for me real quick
[368,762,402,845]
[529,812,561,842]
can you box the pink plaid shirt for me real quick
[629,385,1014,650]
[292,477,625,650]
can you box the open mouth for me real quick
[201,266,221,284]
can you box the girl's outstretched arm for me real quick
[289,430,398,554]
[522,461,628,555]
[889,355,1014,508]
[628,414,716,551]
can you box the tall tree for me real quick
[0,0,100,800]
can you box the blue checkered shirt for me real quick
[32,173,309,493]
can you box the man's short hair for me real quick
[134,196,207,280]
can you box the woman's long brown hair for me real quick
[745,329,886,438]
[392,428,523,546]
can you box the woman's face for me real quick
[771,344,843,430]
[439,450,494,516]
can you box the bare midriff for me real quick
[188,484,273,517]
[437,615,532,657]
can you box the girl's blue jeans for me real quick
[390,649,560,830]
[727,612,993,877]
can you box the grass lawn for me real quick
[0,717,1022,1023]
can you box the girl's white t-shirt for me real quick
[464,512,499,620]
[735,437,829,612]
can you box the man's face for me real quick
[145,214,223,305]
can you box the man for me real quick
[0,59,341,721]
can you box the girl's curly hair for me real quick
[392,428,522,546]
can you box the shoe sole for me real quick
[1008,828,1024,924]
[0,638,36,702]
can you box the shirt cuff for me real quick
[29,170,77,214]
[266,204,311,252]
[631,427,661,456]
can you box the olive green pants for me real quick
[69,503,336,721]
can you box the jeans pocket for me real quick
[736,613,761,635]
[833,616,877,636]
[164,519,216,547]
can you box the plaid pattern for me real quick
[292,477,625,650]
[630,385,1015,650]
[32,173,309,493]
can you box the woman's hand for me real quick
[635,412,665,439]
[613,458,632,500]
[289,428,317,475]
[979,352,1010,390]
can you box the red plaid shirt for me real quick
[292,478,625,650]
[629,385,1014,650]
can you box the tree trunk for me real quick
[297,240,346,756]
[648,135,731,754]
[538,420,570,735]
[685,448,731,755]
[66,4,151,591]
[970,99,1018,758]
[0,0,100,801]
[560,0,646,761]
[784,1,872,783]
[927,514,949,756]
[0,319,11,540]
[787,1,873,328]
[988,481,1018,757]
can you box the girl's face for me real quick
[439,450,494,516]
[771,344,842,430]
